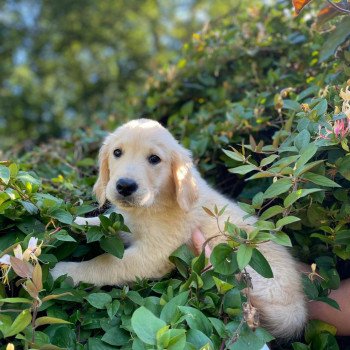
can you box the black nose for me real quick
[116,178,138,197]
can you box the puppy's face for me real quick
[94,119,198,211]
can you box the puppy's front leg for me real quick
[51,245,173,286]
[74,216,101,226]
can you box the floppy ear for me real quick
[93,143,109,207]
[172,147,198,212]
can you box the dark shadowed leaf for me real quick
[99,235,124,258]
[249,249,273,278]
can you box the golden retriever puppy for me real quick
[51,119,307,339]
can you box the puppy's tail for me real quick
[256,296,308,340]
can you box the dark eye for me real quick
[148,155,161,165]
[113,149,122,158]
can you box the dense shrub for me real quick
[1,1,350,350]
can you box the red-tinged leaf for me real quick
[10,256,33,279]
[202,206,215,217]
[316,4,339,26]
[24,279,39,299]
[32,263,43,291]
[292,0,313,15]
[42,292,73,302]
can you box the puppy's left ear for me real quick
[93,143,109,207]
[172,147,198,212]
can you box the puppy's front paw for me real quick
[51,262,80,285]
[74,216,88,226]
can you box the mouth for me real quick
[110,190,154,209]
[115,197,137,208]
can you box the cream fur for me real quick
[51,119,307,339]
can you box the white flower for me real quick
[0,254,11,266]
[13,244,23,260]
[23,237,42,262]
[340,86,350,118]
[0,254,11,285]
[28,237,38,251]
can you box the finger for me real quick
[192,228,212,258]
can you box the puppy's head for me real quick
[93,119,198,211]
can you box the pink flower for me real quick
[317,118,350,140]
[333,119,349,138]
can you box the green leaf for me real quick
[305,319,337,343]
[314,297,340,310]
[302,172,340,187]
[284,188,322,207]
[251,192,264,209]
[283,99,301,112]
[295,143,317,169]
[249,249,273,278]
[335,230,350,245]
[292,342,310,350]
[102,326,130,346]
[131,306,166,345]
[100,235,124,258]
[169,244,195,278]
[19,200,38,214]
[54,229,76,242]
[85,293,112,309]
[0,165,10,184]
[88,338,118,350]
[17,171,41,186]
[9,163,18,177]
[302,275,319,300]
[86,226,104,243]
[263,178,292,199]
[0,297,32,304]
[210,244,238,275]
[106,299,120,319]
[338,156,350,180]
[229,164,257,175]
[222,149,244,162]
[260,205,284,220]
[212,276,234,294]
[229,325,274,350]
[255,220,275,231]
[295,160,324,176]
[99,215,112,230]
[236,244,253,270]
[157,328,186,350]
[270,232,292,247]
[35,316,72,327]
[238,202,255,215]
[260,154,279,167]
[160,291,189,324]
[186,329,213,349]
[178,306,212,336]
[319,17,350,62]
[276,216,300,228]
[50,209,73,224]
[294,129,310,151]
[5,309,32,337]
[208,318,226,338]
[312,99,328,117]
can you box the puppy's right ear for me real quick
[93,143,109,207]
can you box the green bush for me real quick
[1,1,350,350]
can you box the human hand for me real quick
[191,228,212,258]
